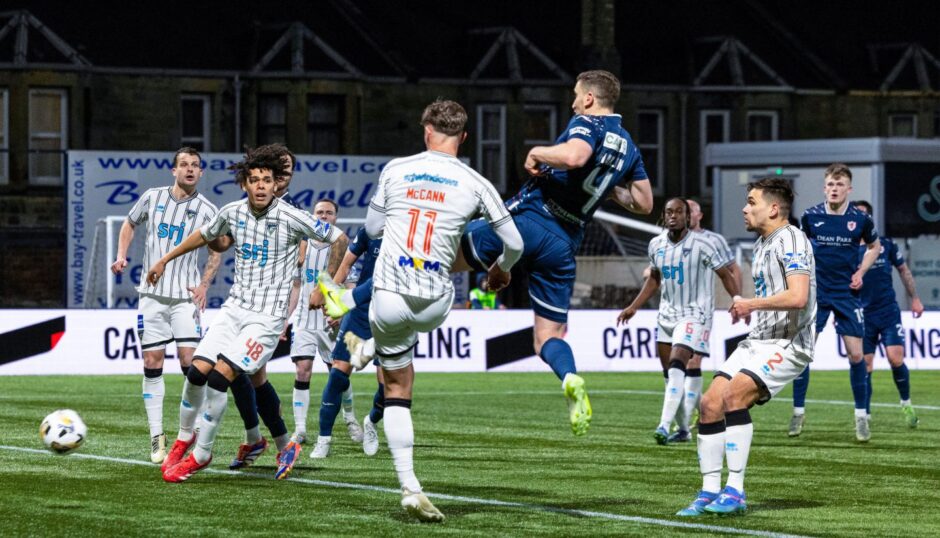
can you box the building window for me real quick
[307,95,344,154]
[29,88,68,186]
[890,113,917,138]
[180,94,211,151]
[0,89,8,186]
[523,104,557,146]
[637,109,664,194]
[476,105,506,191]
[258,94,287,145]
[746,110,779,141]
[700,110,730,194]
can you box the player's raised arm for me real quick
[608,181,653,215]
[524,138,594,175]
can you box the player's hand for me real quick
[486,263,511,292]
[849,270,864,290]
[146,261,166,286]
[309,288,325,310]
[110,257,127,275]
[187,283,209,311]
[912,297,925,318]
[326,315,341,329]
[617,306,637,326]
[729,295,752,324]
[279,323,290,342]
[524,149,545,176]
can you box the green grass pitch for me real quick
[1,370,938,537]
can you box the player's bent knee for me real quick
[186,365,210,386]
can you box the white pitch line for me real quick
[0,445,811,538]
[419,389,940,411]
[2,389,937,412]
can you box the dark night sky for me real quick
[6,0,940,89]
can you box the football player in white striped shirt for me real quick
[668,199,744,441]
[111,147,221,464]
[319,100,523,521]
[618,198,740,445]
[677,178,816,517]
[284,199,363,459]
[146,149,348,483]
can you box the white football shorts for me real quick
[138,293,201,351]
[717,339,811,404]
[369,288,453,371]
[194,301,284,375]
[290,327,337,364]
[656,317,709,356]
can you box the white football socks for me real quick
[384,406,422,493]
[143,375,165,437]
[193,386,229,464]
[683,375,703,428]
[659,367,686,430]
[342,385,355,420]
[293,386,310,437]
[698,428,725,493]
[725,422,753,492]
[178,378,206,442]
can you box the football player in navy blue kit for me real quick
[458,70,654,435]
[790,164,881,441]
[853,200,922,428]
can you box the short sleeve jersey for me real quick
[127,186,218,299]
[370,150,513,300]
[647,229,732,324]
[506,114,648,246]
[801,203,878,296]
[749,224,817,360]
[200,198,340,318]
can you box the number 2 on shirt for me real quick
[406,208,437,255]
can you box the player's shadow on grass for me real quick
[751,498,824,511]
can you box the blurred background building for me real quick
[2,0,940,307]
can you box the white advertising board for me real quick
[3,309,939,375]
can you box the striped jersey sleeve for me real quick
[127,189,153,225]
